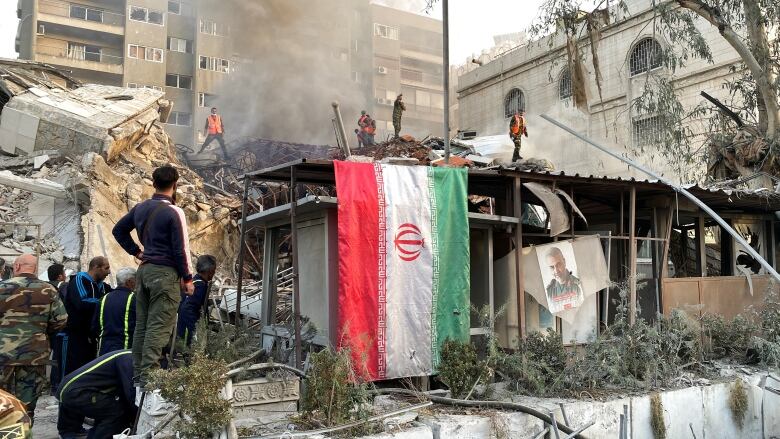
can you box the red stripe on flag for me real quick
[334,161,380,380]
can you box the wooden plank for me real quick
[659,206,674,313]
[697,213,707,277]
[514,176,526,339]
[629,187,637,325]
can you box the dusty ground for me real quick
[31,395,60,439]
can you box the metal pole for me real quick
[443,0,451,164]
[540,114,780,283]
[235,176,250,332]
[331,101,351,157]
[290,167,303,370]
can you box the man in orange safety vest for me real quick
[509,110,528,162]
[198,107,228,159]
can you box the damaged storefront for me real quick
[237,160,780,363]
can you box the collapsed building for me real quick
[0,58,239,279]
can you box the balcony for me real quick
[36,40,123,75]
[38,0,124,36]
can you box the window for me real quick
[559,68,572,100]
[629,38,663,76]
[198,92,217,107]
[431,93,444,109]
[167,37,192,53]
[129,6,164,25]
[127,83,163,91]
[416,90,431,107]
[168,111,191,126]
[385,90,396,101]
[374,23,399,40]
[199,19,228,36]
[199,56,229,73]
[168,1,180,14]
[128,44,163,62]
[632,115,662,147]
[70,5,103,22]
[504,88,525,118]
[165,74,192,89]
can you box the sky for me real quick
[0,0,543,64]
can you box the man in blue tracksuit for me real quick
[112,165,194,387]
[57,350,136,439]
[62,256,112,376]
[92,267,136,356]
[177,255,217,347]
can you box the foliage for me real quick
[701,314,758,360]
[498,329,568,396]
[650,393,667,439]
[729,378,748,429]
[301,348,373,429]
[438,339,488,398]
[202,321,261,364]
[149,353,232,438]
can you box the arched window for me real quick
[558,68,572,100]
[629,38,663,76]
[504,88,525,118]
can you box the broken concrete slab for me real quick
[0,170,67,199]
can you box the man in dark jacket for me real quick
[112,165,194,387]
[62,256,111,375]
[57,350,136,439]
[92,267,136,356]
[176,255,216,347]
[47,263,69,394]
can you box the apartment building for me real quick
[457,0,742,181]
[15,0,233,149]
[369,4,444,141]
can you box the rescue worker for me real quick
[57,350,137,439]
[176,255,216,348]
[509,110,528,162]
[355,129,365,148]
[198,107,228,160]
[0,254,68,420]
[357,110,369,130]
[62,256,111,376]
[92,267,136,356]
[364,116,377,146]
[393,94,406,138]
[47,263,69,395]
[0,388,32,437]
[112,165,195,388]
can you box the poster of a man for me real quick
[538,243,585,313]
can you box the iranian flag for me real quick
[334,161,470,381]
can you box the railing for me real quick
[38,0,125,27]
[37,42,124,66]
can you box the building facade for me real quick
[15,0,234,149]
[456,0,742,181]
[369,4,444,141]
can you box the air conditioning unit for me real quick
[376,97,385,104]
[377,66,388,75]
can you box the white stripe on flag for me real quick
[382,164,434,377]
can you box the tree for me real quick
[435,0,780,186]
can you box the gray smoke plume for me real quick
[202,0,371,145]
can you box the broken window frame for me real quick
[128,44,163,63]
[199,19,228,36]
[168,111,192,127]
[69,4,104,23]
[198,92,217,107]
[165,73,192,90]
[167,37,192,54]
[374,23,399,40]
[129,5,164,25]
[198,55,229,73]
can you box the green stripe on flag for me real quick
[431,167,470,370]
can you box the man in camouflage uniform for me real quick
[392,94,406,138]
[0,254,68,420]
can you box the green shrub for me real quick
[438,339,486,398]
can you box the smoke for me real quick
[201,0,370,145]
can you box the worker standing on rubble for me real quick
[92,267,136,356]
[0,254,68,420]
[509,110,528,162]
[393,94,406,138]
[62,256,112,375]
[198,107,229,160]
[57,349,136,439]
[112,165,195,388]
[176,255,216,348]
